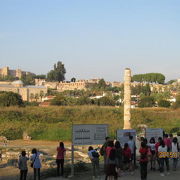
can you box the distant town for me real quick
[0,64,180,108]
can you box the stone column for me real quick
[123,68,132,129]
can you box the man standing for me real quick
[128,135,136,168]
[100,137,110,170]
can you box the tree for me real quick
[35,75,46,79]
[30,93,34,102]
[96,96,116,106]
[172,93,180,109]
[47,61,66,82]
[158,100,170,108]
[51,94,69,106]
[132,73,165,84]
[167,80,177,84]
[76,96,91,105]
[71,77,76,82]
[138,96,155,107]
[0,91,23,107]
[21,74,35,85]
[34,93,39,102]
[39,91,44,101]
[131,84,151,96]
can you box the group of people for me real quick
[18,142,66,180]
[18,148,41,180]
[87,133,180,180]
[15,133,180,180]
[88,136,136,180]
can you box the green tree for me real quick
[0,91,23,107]
[167,80,177,84]
[51,94,69,105]
[21,74,35,85]
[47,61,66,82]
[35,75,46,79]
[158,100,170,107]
[30,93,34,102]
[39,91,44,101]
[71,77,76,82]
[96,96,116,106]
[34,93,39,102]
[76,96,91,105]
[172,93,180,109]
[138,96,155,107]
[132,73,165,84]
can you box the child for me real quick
[88,146,100,178]
[18,150,29,180]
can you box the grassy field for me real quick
[0,106,180,140]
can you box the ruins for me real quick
[123,68,132,129]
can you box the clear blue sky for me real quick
[0,0,180,82]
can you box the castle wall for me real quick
[0,86,19,93]
[0,67,9,77]
[0,66,34,79]
[57,82,87,91]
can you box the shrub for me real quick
[0,91,23,107]
[158,100,171,108]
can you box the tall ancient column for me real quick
[123,68,132,129]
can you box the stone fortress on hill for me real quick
[0,66,47,102]
[0,66,35,79]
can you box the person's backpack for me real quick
[100,142,108,156]
[100,145,105,156]
[92,151,99,158]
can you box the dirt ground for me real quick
[0,140,180,180]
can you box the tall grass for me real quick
[0,106,180,140]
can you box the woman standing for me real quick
[56,142,66,176]
[139,142,148,180]
[158,140,169,176]
[114,141,123,176]
[148,137,156,170]
[123,143,131,172]
[30,148,41,180]
[105,140,117,180]
[171,137,179,171]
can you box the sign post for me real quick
[145,128,163,142]
[116,129,136,147]
[71,124,108,177]
[71,143,74,177]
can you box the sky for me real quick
[0,0,180,82]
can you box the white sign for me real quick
[72,124,108,145]
[116,129,136,147]
[145,128,163,142]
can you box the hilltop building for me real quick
[0,66,35,79]
[0,80,47,102]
